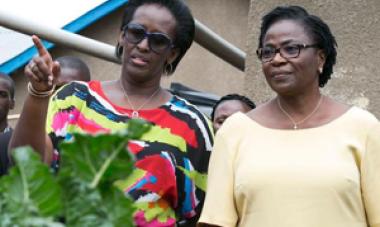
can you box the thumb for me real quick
[51,61,61,86]
[52,61,60,78]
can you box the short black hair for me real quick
[211,94,256,121]
[0,72,15,100]
[258,5,337,87]
[56,56,91,82]
[116,0,195,75]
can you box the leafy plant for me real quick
[0,119,151,227]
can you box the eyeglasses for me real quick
[123,23,174,54]
[256,43,319,63]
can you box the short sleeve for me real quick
[45,82,83,169]
[361,123,380,227]
[46,83,72,135]
[198,118,239,227]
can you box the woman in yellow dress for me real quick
[199,5,380,227]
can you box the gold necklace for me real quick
[277,95,323,130]
[119,80,161,118]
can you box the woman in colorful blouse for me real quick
[9,0,213,226]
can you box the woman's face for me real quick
[261,19,325,95]
[120,4,179,83]
[213,100,251,132]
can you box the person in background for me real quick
[199,5,380,227]
[55,55,91,89]
[9,0,213,226]
[0,73,15,176]
[211,94,256,132]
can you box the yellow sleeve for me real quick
[198,120,239,227]
[362,123,380,227]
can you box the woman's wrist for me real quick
[27,82,56,98]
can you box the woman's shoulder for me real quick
[169,94,211,119]
[54,80,100,99]
[166,94,214,149]
[217,112,256,135]
[323,105,379,137]
[346,106,378,121]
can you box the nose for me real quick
[136,37,150,51]
[271,51,287,63]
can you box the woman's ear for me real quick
[116,32,125,58]
[167,48,180,65]
[118,32,125,45]
[10,98,15,110]
[317,49,326,71]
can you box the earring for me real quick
[318,67,323,74]
[165,63,173,75]
[115,43,123,58]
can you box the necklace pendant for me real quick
[131,110,139,118]
[293,125,298,130]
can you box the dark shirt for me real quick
[0,127,13,176]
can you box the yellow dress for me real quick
[199,107,380,227]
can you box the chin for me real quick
[270,83,296,95]
[126,69,154,84]
[126,64,147,75]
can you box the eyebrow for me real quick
[264,39,298,47]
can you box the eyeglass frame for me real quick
[256,43,320,63]
[123,23,175,54]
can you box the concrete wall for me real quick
[245,0,380,117]
[9,0,250,126]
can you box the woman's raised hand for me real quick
[25,35,60,92]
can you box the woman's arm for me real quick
[9,95,54,163]
[9,35,59,163]
[361,123,380,227]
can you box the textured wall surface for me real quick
[165,0,250,95]
[9,0,250,125]
[245,0,380,117]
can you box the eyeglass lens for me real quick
[260,45,301,62]
[125,24,172,53]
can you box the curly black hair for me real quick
[115,0,195,75]
[258,5,337,87]
[211,94,256,121]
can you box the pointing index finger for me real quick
[32,35,49,57]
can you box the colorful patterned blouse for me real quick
[46,81,214,226]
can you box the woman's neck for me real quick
[276,91,323,115]
[120,76,161,97]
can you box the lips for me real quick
[271,71,291,79]
[130,54,149,67]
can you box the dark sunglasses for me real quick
[123,23,174,54]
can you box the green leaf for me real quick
[59,133,134,187]
[58,119,151,188]
[57,119,150,225]
[0,147,62,226]
[0,119,150,226]
[100,184,136,226]
[126,118,152,140]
